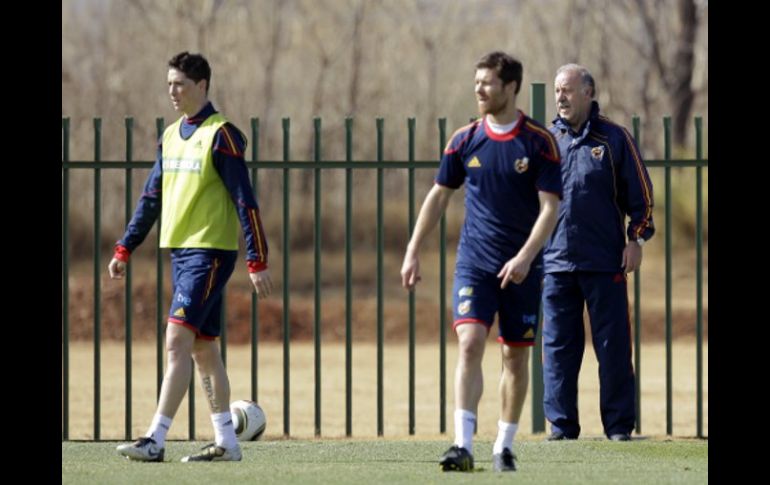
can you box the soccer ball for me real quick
[230,400,266,441]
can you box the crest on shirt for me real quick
[591,146,605,160]
[458,300,471,315]
[522,314,537,325]
[514,157,529,173]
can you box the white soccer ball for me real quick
[230,400,266,441]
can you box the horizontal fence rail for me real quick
[62,85,707,441]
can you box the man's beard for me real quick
[479,97,507,116]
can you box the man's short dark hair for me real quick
[168,52,211,94]
[475,51,523,94]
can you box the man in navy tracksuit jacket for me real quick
[542,64,655,441]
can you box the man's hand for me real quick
[497,254,532,289]
[108,258,127,279]
[621,241,643,273]
[250,269,273,299]
[400,251,422,290]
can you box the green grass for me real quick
[63,438,707,484]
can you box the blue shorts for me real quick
[167,248,237,340]
[452,263,542,346]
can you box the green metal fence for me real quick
[62,84,707,441]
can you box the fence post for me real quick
[529,83,546,434]
[124,117,134,440]
[695,117,704,438]
[345,118,354,437]
[93,118,102,441]
[407,118,416,435]
[663,116,673,436]
[155,118,165,403]
[250,117,260,403]
[376,118,385,436]
[62,118,70,441]
[438,118,447,434]
[632,116,643,435]
[314,117,323,437]
[282,117,292,437]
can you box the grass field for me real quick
[63,438,707,484]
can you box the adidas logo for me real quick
[173,307,186,318]
[468,156,481,168]
[523,328,535,339]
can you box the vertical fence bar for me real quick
[155,118,165,401]
[188,384,196,439]
[93,118,102,441]
[282,118,291,436]
[632,116,642,435]
[250,118,260,403]
[124,118,134,440]
[220,292,227,367]
[438,118,447,434]
[185,354,195,437]
[376,118,385,437]
[345,118,353,437]
[663,117,673,435]
[529,83,546,433]
[314,117,323,437]
[407,118,416,435]
[62,118,70,441]
[164,112,194,438]
[695,117,704,438]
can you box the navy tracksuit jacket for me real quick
[542,101,654,438]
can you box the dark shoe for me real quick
[609,433,631,441]
[116,436,165,462]
[439,445,474,472]
[492,447,516,472]
[546,431,577,441]
[181,442,242,462]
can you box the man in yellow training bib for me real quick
[109,51,272,463]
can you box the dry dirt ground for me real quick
[64,247,707,440]
[65,340,707,441]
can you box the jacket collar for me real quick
[553,100,601,139]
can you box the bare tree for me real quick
[247,0,290,159]
[347,0,368,116]
[564,0,590,62]
[634,0,698,148]
[411,0,462,146]
[62,0,707,252]
[297,0,349,190]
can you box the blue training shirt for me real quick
[436,112,562,274]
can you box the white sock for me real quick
[145,413,172,447]
[493,420,518,454]
[211,411,238,449]
[454,409,476,454]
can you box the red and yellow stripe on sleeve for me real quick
[524,121,560,162]
[247,207,268,263]
[217,124,244,157]
[620,127,654,238]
